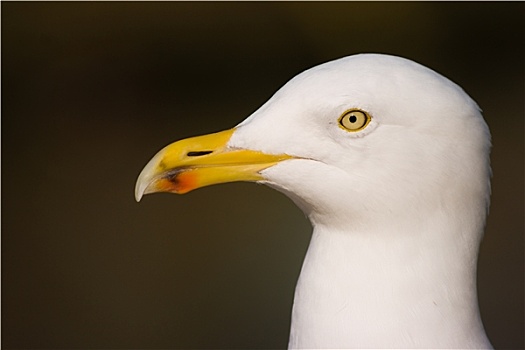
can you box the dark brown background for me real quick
[2,2,523,349]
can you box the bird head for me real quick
[135,54,491,233]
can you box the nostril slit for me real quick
[187,151,213,157]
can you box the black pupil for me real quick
[349,115,357,123]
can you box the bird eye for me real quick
[338,110,371,132]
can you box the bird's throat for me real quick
[288,224,491,349]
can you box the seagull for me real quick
[135,54,492,349]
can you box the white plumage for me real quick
[136,54,492,348]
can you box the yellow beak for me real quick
[135,128,292,201]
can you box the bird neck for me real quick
[288,221,491,349]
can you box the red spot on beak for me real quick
[155,171,198,194]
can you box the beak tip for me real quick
[134,181,145,202]
[135,149,165,203]
[135,170,153,202]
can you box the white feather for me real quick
[229,54,492,348]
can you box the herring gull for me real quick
[135,54,492,349]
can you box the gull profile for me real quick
[136,54,492,349]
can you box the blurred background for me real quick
[2,2,523,349]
